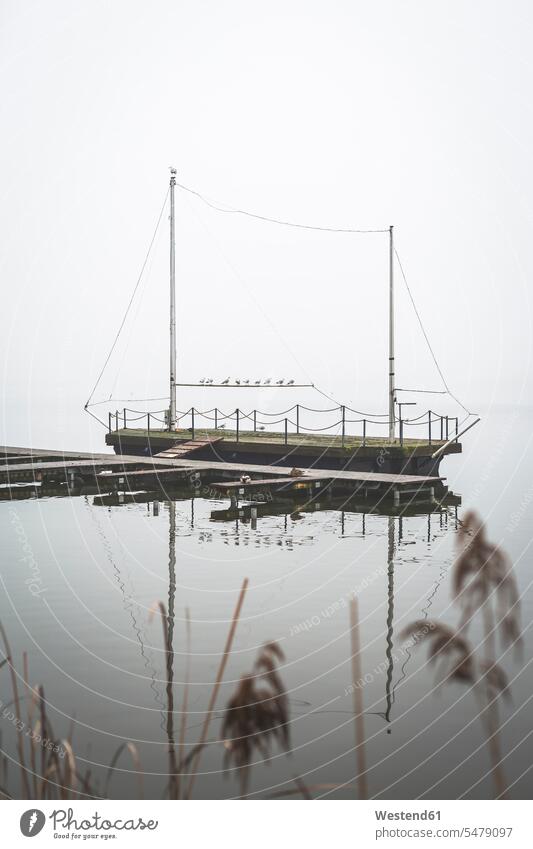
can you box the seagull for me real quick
[255,379,261,385]
[276,379,284,385]
[219,424,226,429]
[235,379,241,385]
[286,379,294,385]
[240,473,251,483]
[264,378,271,385]
[199,378,206,384]
[243,379,250,385]
[258,425,265,431]
[222,377,230,385]
[206,378,213,384]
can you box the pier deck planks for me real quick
[0,447,444,490]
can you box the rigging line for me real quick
[84,406,108,429]
[109,215,162,398]
[85,187,170,408]
[182,193,316,385]
[394,247,472,417]
[396,388,447,395]
[87,396,170,407]
[313,383,345,407]
[175,181,389,234]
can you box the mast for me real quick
[388,225,395,441]
[169,168,177,430]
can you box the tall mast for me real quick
[388,225,395,441]
[169,168,177,430]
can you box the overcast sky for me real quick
[1,0,532,451]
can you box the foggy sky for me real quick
[1,0,532,451]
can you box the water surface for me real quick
[1,406,532,799]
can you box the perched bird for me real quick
[219,424,226,429]
[240,473,251,483]
[254,379,261,385]
[243,379,250,385]
[235,379,241,385]
[276,379,284,385]
[222,377,230,385]
[264,378,271,385]
[286,379,294,385]
[199,378,206,384]
[258,425,265,431]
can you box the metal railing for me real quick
[108,404,460,447]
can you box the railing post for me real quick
[362,419,366,446]
[341,405,345,447]
[296,404,300,434]
[108,412,112,434]
[455,417,459,442]
[445,415,449,440]
[123,408,127,429]
[236,408,239,442]
[284,417,288,445]
[191,408,195,440]
[253,409,257,432]
[147,412,151,433]
[440,415,443,440]
[214,408,218,430]
[115,410,119,431]
[400,416,403,446]
[428,410,432,445]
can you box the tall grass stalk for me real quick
[185,577,249,799]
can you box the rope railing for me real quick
[110,404,460,448]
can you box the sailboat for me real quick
[86,169,478,477]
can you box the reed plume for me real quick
[403,511,521,799]
[221,642,290,796]
[454,511,521,653]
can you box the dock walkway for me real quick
[0,445,445,505]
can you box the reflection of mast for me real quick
[384,516,395,724]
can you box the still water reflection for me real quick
[2,408,533,800]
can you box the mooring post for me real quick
[191,408,195,440]
[363,419,366,446]
[236,408,240,442]
[108,412,112,434]
[284,418,288,445]
[428,410,432,445]
[341,405,345,447]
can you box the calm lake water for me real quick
[1,406,533,799]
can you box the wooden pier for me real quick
[105,425,461,478]
[0,444,450,508]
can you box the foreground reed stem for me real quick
[185,577,249,799]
